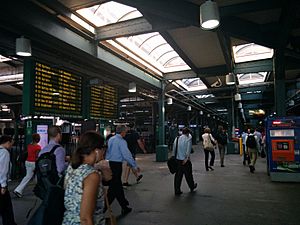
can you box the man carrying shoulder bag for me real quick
[173,128,197,196]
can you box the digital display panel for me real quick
[89,84,118,119]
[32,62,82,118]
[276,142,290,151]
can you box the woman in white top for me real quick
[202,127,216,171]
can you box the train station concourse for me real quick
[0,1,300,225]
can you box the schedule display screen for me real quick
[24,60,82,118]
[89,85,118,119]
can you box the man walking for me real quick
[0,135,17,225]
[245,129,260,173]
[173,127,197,196]
[123,122,146,186]
[105,125,139,215]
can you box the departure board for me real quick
[30,61,82,118]
[89,84,118,119]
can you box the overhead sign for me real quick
[23,60,82,118]
[89,84,118,119]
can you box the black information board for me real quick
[24,61,82,118]
[89,84,118,119]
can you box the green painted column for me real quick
[273,49,286,116]
[156,82,168,162]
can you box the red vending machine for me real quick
[266,117,300,182]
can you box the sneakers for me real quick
[136,174,143,183]
[121,206,132,215]
[13,191,22,198]
[190,183,197,192]
[249,165,255,173]
[208,166,214,171]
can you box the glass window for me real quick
[233,43,274,63]
[177,78,207,91]
[237,72,267,85]
[76,2,190,74]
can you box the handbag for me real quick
[167,136,179,174]
[203,134,214,151]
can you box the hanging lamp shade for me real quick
[237,102,243,109]
[200,0,220,30]
[167,97,173,105]
[199,110,203,115]
[128,82,136,92]
[16,37,32,56]
[187,105,192,111]
[226,73,235,85]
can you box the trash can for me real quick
[156,145,168,162]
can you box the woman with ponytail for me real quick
[62,131,105,225]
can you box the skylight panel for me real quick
[237,72,267,85]
[233,43,274,63]
[76,1,142,27]
[178,78,207,91]
[78,2,190,73]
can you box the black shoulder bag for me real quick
[167,136,179,174]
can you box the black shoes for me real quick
[175,191,183,196]
[249,165,255,173]
[121,206,132,215]
[221,165,225,167]
[122,182,131,187]
[136,174,143,183]
[190,183,197,192]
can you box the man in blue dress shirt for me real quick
[106,125,139,215]
[0,136,17,225]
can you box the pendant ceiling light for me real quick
[199,110,203,115]
[167,97,173,105]
[187,105,192,111]
[237,102,243,109]
[234,93,241,101]
[226,73,235,85]
[200,0,220,30]
[128,82,136,93]
[16,36,32,56]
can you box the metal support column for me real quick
[274,49,286,116]
[156,82,168,162]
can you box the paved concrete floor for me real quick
[7,144,300,225]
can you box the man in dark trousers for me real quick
[123,122,146,186]
[173,128,197,196]
[0,136,17,225]
[105,125,140,215]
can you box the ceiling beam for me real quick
[0,92,22,103]
[222,16,277,48]
[219,0,282,17]
[114,0,199,27]
[217,28,233,72]
[234,59,273,74]
[164,70,197,80]
[95,17,183,41]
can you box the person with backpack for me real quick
[202,127,216,171]
[0,135,17,225]
[14,133,41,198]
[245,128,260,173]
[62,131,106,225]
[34,126,67,199]
[216,126,227,167]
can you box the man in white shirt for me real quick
[173,127,197,196]
[0,135,17,225]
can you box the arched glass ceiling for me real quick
[233,43,274,63]
[180,78,207,91]
[76,1,190,74]
[237,72,267,85]
[76,1,142,27]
